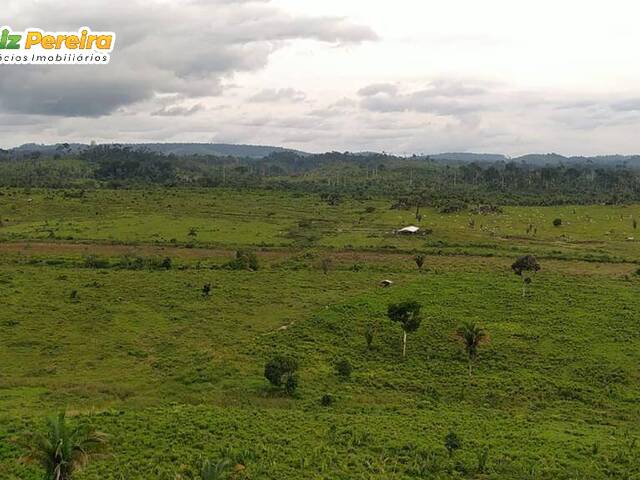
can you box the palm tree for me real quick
[199,458,233,480]
[455,322,488,376]
[19,411,108,480]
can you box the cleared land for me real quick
[1,188,639,479]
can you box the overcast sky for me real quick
[3,0,640,155]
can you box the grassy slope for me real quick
[0,188,639,479]
[1,188,639,261]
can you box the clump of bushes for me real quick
[470,204,502,215]
[439,200,467,214]
[225,250,259,271]
[264,355,298,395]
[84,254,173,270]
[117,255,172,270]
[320,192,342,205]
[84,255,109,269]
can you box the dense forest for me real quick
[1,144,639,205]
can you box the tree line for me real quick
[1,145,640,205]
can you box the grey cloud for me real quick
[611,98,640,112]
[248,88,307,103]
[152,104,205,117]
[358,80,492,116]
[357,83,398,96]
[0,0,377,117]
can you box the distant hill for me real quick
[425,152,640,166]
[512,153,640,166]
[5,143,640,166]
[9,142,308,159]
[126,143,308,158]
[426,152,508,163]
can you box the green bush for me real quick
[225,250,259,271]
[335,359,352,379]
[84,255,109,269]
[320,393,334,406]
[264,355,298,393]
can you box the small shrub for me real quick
[553,218,562,227]
[84,255,109,269]
[349,262,364,272]
[320,393,334,406]
[226,250,259,271]
[284,374,298,395]
[445,431,461,457]
[365,324,376,350]
[476,446,490,474]
[320,258,332,274]
[118,255,145,270]
[439,200,467,214]
[202,283,211,297]
[335,359,353,379]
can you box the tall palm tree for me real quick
[19,411,108,480]
[455,322,488,376]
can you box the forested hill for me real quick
[1,144,640,205]
[8,143,307,159]
[5,143,640,166]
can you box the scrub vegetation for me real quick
[1,183,639,479]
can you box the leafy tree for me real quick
[511,255,541,297]
[18,411,108,480]
[264,356,298,394]
[455,322,488,376]
[414,254,425,271]
[387,301,422,358]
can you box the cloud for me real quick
[358,80,492,116]
[248,88,307,103]
[152,104,205,117]
[611,98,640,112]
[357,83,399,96]
[0,0,377,117]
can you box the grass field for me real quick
[1,188,639,479]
